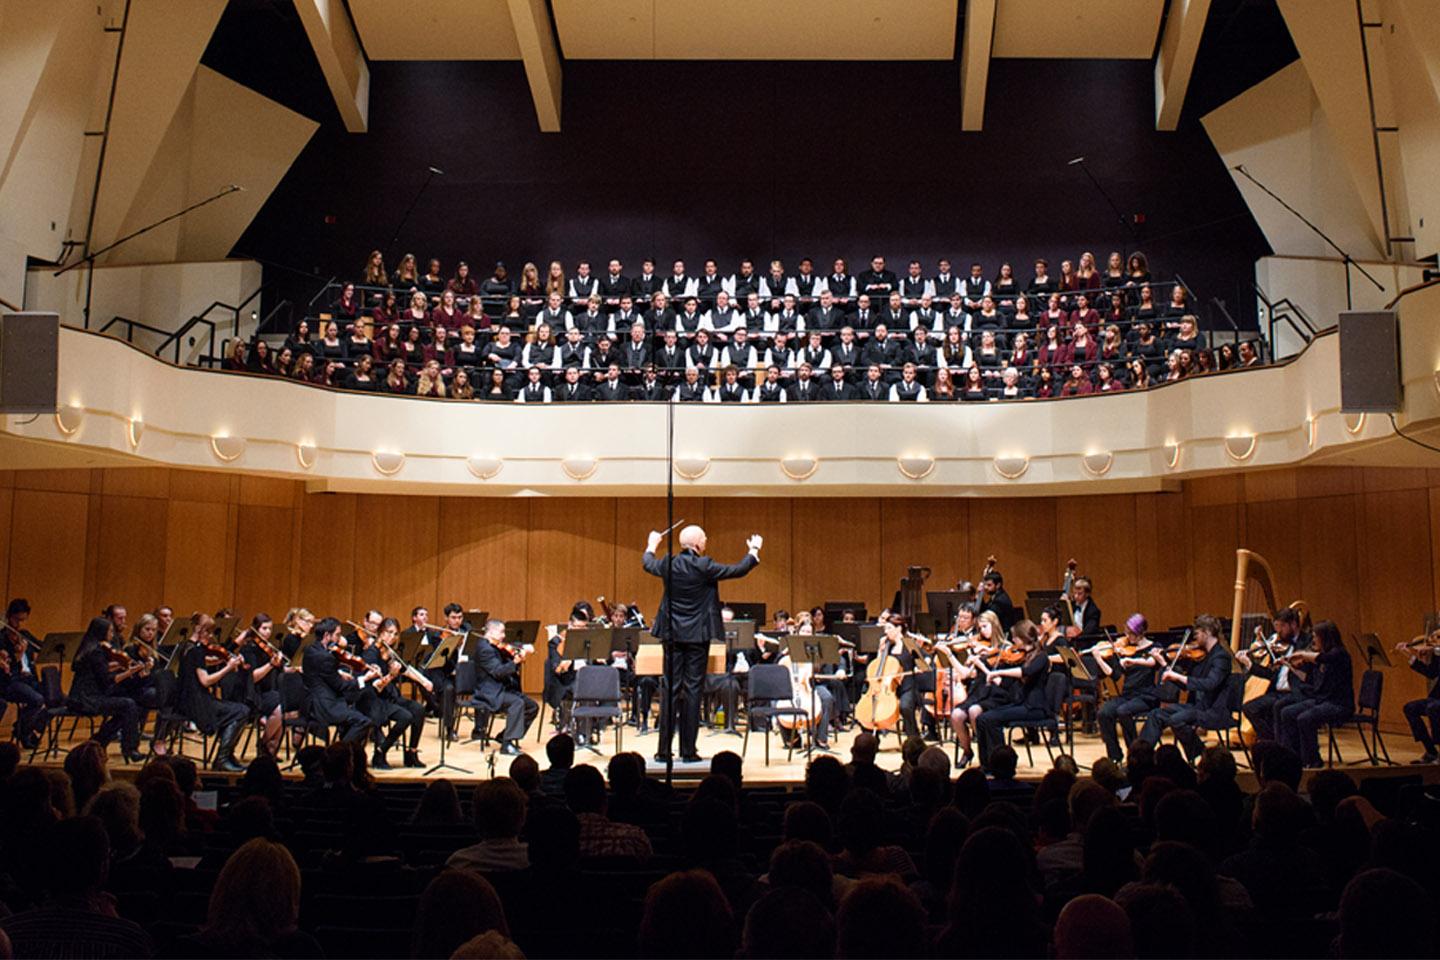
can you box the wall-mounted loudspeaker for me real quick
[1338,310,1401,413]
[0,312,60,414]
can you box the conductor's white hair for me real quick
[679,525,706,548]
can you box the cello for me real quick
[853,621,904,730]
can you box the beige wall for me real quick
[2,464,1437,725]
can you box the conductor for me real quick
[644,524,762,762]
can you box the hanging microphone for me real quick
[428,166,445,175]
[1231,164,1247,173]
[1067,156,1086,166]
[228,184,245,192]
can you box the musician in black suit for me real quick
[1235,607,1308,742]
[1069,576,1102,636]
[643,525,762,762]
[470,618,537,754]
[977,569,1018,630]
[1139,615,1234,760]
[594,364,631,401]
[2,599,45,749]
[1400,629,1440,763]
[302,618,373,744]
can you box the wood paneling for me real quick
[91,495,168,619]
[101,467,170,499]
[1299,494,1361,650]
[435,497,531,620]
[612,497,704,621]
[0,488,12,612]
[968,498,1057,605]
[704,498,793,615]
[298,494,357,618]
[1058,494,1139,628]
[526,499,617,622]
[232,505,298,622]
[1359,489,1435,709]
[880,497,971,614]
[163,499,231,619]
[792,498,881,614]
[1243,499,1303,610]
[8,490,90,632]
[1134,492,1192,630]
[352,495,440,621]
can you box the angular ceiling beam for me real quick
[1154,0,1211,130]
[960,0,996,131]
[507,0,563,132]
[294,0,369,133]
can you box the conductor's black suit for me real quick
[643,546,758,758]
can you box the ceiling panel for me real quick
[554,0,958,61]
[992,0,1165,60]
[349,0,520,60]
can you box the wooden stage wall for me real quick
[2,465,1439,730]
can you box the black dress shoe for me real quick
[653,752,672,763]
[372,750,392,770]
[499,741,521,756]
[403,750,423,768]
[679,752,702,763]
[212,756,243,773]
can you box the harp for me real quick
[1231,549,1310,739]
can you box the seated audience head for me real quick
[837,878,928,959]
[546,733,575,770]
[767,839,836,909]
[1053,894,1135,960]
[741,887,835,960]
[63,740,110,811]
[710,750,743,791]
[1115,883,1195,960]
[508,753,540,794]
[782,800,832,848]
[526,804,580,872]
[562,764,607,816]
[803,754,849,813]
[953,767,991,818]
[414,778,463,825]
[203,838,303,948]
[639,870,735,959]
[42,816,110,901]
[412,870,509,960]
[683,797,737,866]
[85,781,141,853]
[1337,868,1435,958]
[472,778,527,840]
[988,744,1019,780]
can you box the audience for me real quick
[0,734,1434,959]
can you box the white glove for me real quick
[647,530,663,553]
[746,534,763,552]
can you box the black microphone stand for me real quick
[662,400,676,785]
[1068,157,1140,259]
[1231,165,1386,310]
[386,166,443,267]
[54,184,243,330]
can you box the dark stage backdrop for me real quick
[225,45,1272,328]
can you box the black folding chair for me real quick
[1328,669,1392,766]
[741,664,811,765]
[1002,672,1068,767]
[571,665,624,754]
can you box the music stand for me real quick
[214,615,239,645]
[396,627,425,662]
[1057,644,1093,683]
[914,612,942,637]
[823,602,867,624]
[926,591,968,628]
[723,620,756,652]
[1024,597,1054,624]
[167,639,193,677]
[725,602,766,624]
[855,624,885,655]
[1356,633,1391,670]
[782,634,844,755]
[562,626,618,664]
[503,620,540,656]
[423,630,471,777]
[37,632,83,666]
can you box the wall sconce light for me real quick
[897,455,935,480]
[1224,434,1256,461]
[296,442,317,469]
[210,434,246,462]
[55,404,84,436]
[1343,412,1366,435]
[1081,451,1113,477]
[1164,440,1181,469]
[372,450,405,475]
[1306,417,1317,449]
[126,416,144,448]
[993,455,1028,480]
[674,456,710,480]
[562,456,598,481]
[780,456,818,481]
[467,455,503,480]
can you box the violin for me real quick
[238,628,284,669]
[199,641,243,669]
[331,645,370,673]
[101,641,135,669]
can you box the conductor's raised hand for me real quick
[746,534,764,553]
[646,530,664,553]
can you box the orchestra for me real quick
[0,547,1420,776]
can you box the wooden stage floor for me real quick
[31,719,1440,789]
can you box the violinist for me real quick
[236,613,287,759]
[302,618,374,744]
[2,599,45,750]
[1276,620,1353,769]
[544,603,589,737]
[280,607,315,659]
[68,617,146,763]
[125,613,171,755]
[1234,607,1309,742]
[412,605,459,739]
[470,618,537,755]
[1399,628,1440,763]
[943,610,1010,767]
[1138,615,1234,761]
[974,621,1051,766]
[1092,614,1167,762]
[358,615,424,769]
[177,614,251,772]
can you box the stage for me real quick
[27,717,1440,790]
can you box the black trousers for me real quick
[1403,696,1440,749]
[89,695,142,755]
[1098,692,1159,761]
[321,703,373,744]
[1242,688,1302,742]
[368,695,412,751]
[478,690,538,743]
[658,642,706,757]
[2,675,44,741]
[705,673,741,731]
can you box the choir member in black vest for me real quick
[574,296,613,344]
[759,259,789,309]
[553,365,593,402]
[931,259,958,302]
[753,365,788,403]
[1139,615,1234,760]
[807,289,843,339]
[961,263,991,313]
[557,326,588,372]
[357,616,425,769]
[517,367,552,403]
[788,363,822,402]
[538,291,572,335]
[68,617,144,762]
[673,367,711,402]
[644,292,675,344]
[716,366,747,402]
[889,364,928,401]
[799,330,830,371]
[589,335,619,378]
[635,364,670,401]
[705,291,738,342]
[826,258,856,311]
[719,327,757,385]
[1399,630,1440,762]
[2,599,45,749]
[631,258,662,301]
[566,260,598,307]
[665,260,697,300]
[302,618,373,744]
[909,295,939,335]
[819,363,855,401]
[621,322,651,379]
[655,329,686,382]
[1276,620,1354,768]
[599,259,630,310]
[861,325,903,383]
[697,260,726,310]
[741,293,770,347]
[1235,607,1308,742]
[612,295,643,335]
[470,618,538,754]
[686,328,717,370]
[792,258,820,307]
[909,326,939,386]
[857,364,887,401]
[879,292,907,331]
[731,260,760,302]
[858,256,898,305]
[1092,614,1167,761]
[831,326,862,375]
[899,260,930,308]
[675,298,706,345]
[595,364,631,401]
[176,614,251,771]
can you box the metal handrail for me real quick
[100,315,170,343]
[1253,281,1319,354]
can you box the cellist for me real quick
[777,613,835,751]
